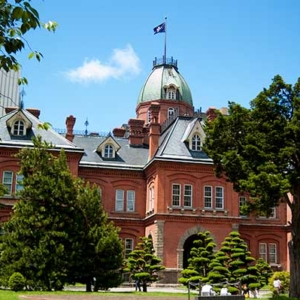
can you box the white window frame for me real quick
[124,238,133,258]
[115,189,124,211]
[204,186,212,209]
[3,171,13,195]
[259,243,267,261]
[172,184,181,207]
[215,186,224,209]
[184,184,192,207]
[168,107,175,118]
[126,190,135,212]
[15,174,24,193]
[149,186,154,211]
[104,144,114,158]
[191,134,201,151]
[269,243,277,264]
[13,120,25,136]
[147,109,151,124]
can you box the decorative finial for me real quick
[84,118,89,136]
[19,88,25,109]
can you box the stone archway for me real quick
[177,225,204,270]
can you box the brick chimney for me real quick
[148,102,161,160]
[5,107,18,114]
[206,107,218,122]
[113,127,126,138]
[65,115,76,142]
[26,108,40,119]
[128,119,144,147]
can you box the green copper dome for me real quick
[137,57,193,106]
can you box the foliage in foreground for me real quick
[0,136,123,291]
[124,236,165,292]
[269,271,290,296]
[203,74,300,297]
[180,231,268,295]
[179,231,216,286]
[0,0,57,82]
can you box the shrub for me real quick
[269,271,290,295]
[8,272,25,291]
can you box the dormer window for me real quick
[13,120,25,136]
[96,134,121,160]
[104,144,113,158]
[191,134,201,151]
[164,86,178,100]
[6,110,32,136]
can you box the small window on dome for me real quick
[104,144,114,158]
[13,120,25,136]
[191,134,201,151]
[165,87,177,100]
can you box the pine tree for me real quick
[0,136,79,290]
[70,180,123,292]
[124,236,165,292]
[0,136,123,291]
[179,231,216,288]
[208,231,260,294]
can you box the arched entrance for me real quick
[183,234,198,269]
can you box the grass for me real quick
[0,289,194,300]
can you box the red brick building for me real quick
[0,57,289,283]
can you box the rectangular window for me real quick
[172,184,180,206]
[259,207,276,219]
[15,174,24,193]
[239,196,247,216]
[215,186,224,209]
[115,189,124,211]
[204,186,212,208]
[125,238,133,258]
[259,243,267,261]
[149,187,154,211]
[3,171,13,195]
[184,185,192,207]
[126,190,135,212]
[269,243,277,264]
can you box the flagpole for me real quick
[164,16,167,64]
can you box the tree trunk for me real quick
[85,279,92,292]
[289,195,300,298]
[142,281,147,292]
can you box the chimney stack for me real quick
[26,108,40,119]
[65,115,76,142]
[113,127,126,138]
[128,119,145,147]
[206,107,218,122]
[148,102,161,160]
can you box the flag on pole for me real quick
[153,22,165,34]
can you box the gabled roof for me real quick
[154,117,212,162]
[73,135,149,170]
[0,109,84,153]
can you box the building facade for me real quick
[0,57,289,283]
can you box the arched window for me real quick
[165,87,177,100]
[191,134,201,151]
[104,144,113,158]
[13,120,25,136]
[168,107,175,118]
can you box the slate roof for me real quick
[0,109,83,153]
[73,135,149,170]
[154,117,212,163]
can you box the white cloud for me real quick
[65,44,141,83]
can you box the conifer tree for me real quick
[70,180,123,292]
[179,231,216,287]
[124,236,165,292]
[208,231,260,294]
[0,136,123,291]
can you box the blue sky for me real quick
[18,0,300,134]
